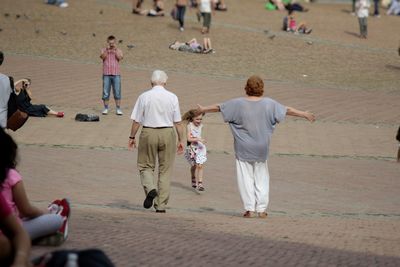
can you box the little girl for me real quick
[182,109,207,191]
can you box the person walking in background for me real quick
[198,0,214,34]
[373,0,380,17]
[182,109,207,191]
[100,35,123,115]
[197,75,315,218]
[176,0,188,31]
[128,70,184,213]
[356,0,370,39]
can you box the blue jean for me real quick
[176,5,186,28]
[373,0,379,15]
[102,75,121,100]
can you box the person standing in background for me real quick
[100,35,124,115]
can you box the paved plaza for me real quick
[1,0,400,266]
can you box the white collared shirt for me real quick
[130,85,181,127]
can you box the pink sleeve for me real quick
[6,169,22,188]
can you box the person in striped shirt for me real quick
[100,35,124,115]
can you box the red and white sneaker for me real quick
[59,198,71,218]
[58,217,69,241]
[48,199,62,214]
[57,198,71,240]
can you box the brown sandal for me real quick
[197,181,205,191]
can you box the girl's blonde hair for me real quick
[182,109,204,122]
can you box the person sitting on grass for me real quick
[14,79,64,118]
[0,128,71,246]
[169,38,214,54]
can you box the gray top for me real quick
[220,97,287,162]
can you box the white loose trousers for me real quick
[235,159,270,212]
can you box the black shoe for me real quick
[156,210,166,213]
[143,189,157,209]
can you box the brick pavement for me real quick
[14,144,400,266]
[1,52,399,265]
[4,54,400,160]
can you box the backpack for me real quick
[32,249,115,267]
[75,113,100,122]
[6,76,29,131]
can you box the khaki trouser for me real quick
[137,127,176,210]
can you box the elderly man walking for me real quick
[128,70,184,213]
[198,75,315,218]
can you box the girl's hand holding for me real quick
[177,142,184,155]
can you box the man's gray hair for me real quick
[151,70,168,85]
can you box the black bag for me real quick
[75,113,100,122]
[396,126,400,142]
[32,249,115,267]
[6,76,29,131]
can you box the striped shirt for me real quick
[101,48,121,75]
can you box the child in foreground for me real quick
[182,109,207,191]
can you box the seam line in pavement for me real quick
[32,200,400,219]
[19,143,396,161]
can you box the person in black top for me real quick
[14,79,64,118]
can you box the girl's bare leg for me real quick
[203,38,208,50]
[196,164,205,190]
[207,38,212,49]
[195,164,204,183]
[191,165,196,187]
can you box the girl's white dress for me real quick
[185,122,207,165]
